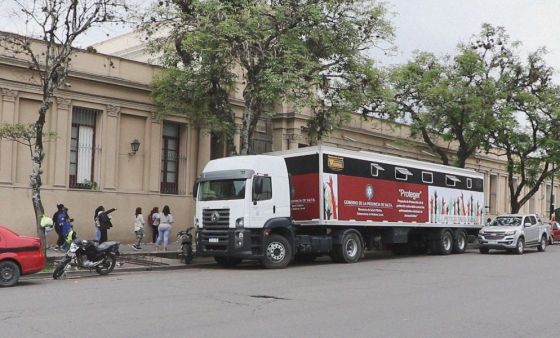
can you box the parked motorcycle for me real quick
[52,240,121,279]
[177,227,195,264]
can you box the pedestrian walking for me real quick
[94,206,104,242]
[148,207,160,244]
[97,207,116,244]
[156,205,173,251]
[132,207,145,250]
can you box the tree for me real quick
[0,0,128,253]
[142,0,393,154]
[368,27,506,168]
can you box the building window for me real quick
[69,107,98,189]
[161,122,180,194]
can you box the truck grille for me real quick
[203,209,230,230]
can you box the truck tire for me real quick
[452,230,467,254]
[431,229,453,255]
[214,256,242,267]
[514,237,524,255]
[262,234,291,269]
[331,232,363,263]
[537,234,547,252]
[479,247,489,254]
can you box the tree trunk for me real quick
[32,102,48,256]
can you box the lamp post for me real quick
[129,139,141,156]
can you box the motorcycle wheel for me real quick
[183,246,194,265]
[52,258,71,280]
[95,253,116,275]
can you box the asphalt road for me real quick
[5,245,560,338]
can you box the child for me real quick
[132,207,145,250]
[61,215,74,250]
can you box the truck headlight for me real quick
[235,230,244,247]
[235,217,244,229]
[504,230,516,236]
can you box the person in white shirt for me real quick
[132,207,145,250]
[156,205,173,251]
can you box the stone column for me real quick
[148,113,161,193]
[52,97,71,187]
[0,88,17,184]
[103,105,120,190]
[196,129,211,175]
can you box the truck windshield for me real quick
[198,179,246,201]
[491,217,522,226]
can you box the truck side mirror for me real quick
[524,222,532,227]
[192,181,199,200]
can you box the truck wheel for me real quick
[262,234,291,269]
[214,256,242,267]
[514,237,524,255]
[431,229,453,255]
[537,235,547,252]
[0,261,20,287]
[331,232,362,263]
[479,247,489,254]
[452,230,467,254]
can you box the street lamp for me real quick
[129,139,141,156]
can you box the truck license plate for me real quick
[209,238,219,243]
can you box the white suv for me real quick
[478,214,549,254]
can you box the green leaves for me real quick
[145,0,394,153]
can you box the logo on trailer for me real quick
[365,184,374,200]
[327,155,344,171]
[210,211,220,223]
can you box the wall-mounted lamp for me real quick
[129,139,141,156]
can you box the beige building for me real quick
[0,32,557,244]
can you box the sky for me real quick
[1,0,559,71]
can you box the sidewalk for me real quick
[27,241,213,279]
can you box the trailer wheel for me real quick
[431,229,453,255]
[452,230,467,254]
[262,234,291,269]
[331,232,362,263]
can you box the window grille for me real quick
[69,107,99,189]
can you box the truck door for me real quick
[250,175,275,228]
[523,216,539,244]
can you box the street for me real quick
[5,246,560,338]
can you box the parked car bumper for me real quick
[478,235,518,250]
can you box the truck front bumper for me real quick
[196,228,264,259]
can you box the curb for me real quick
[24,258,214,280]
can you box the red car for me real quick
[0,226,45,287]
[551,222,560,243]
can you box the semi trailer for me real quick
[194,146,485,268]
